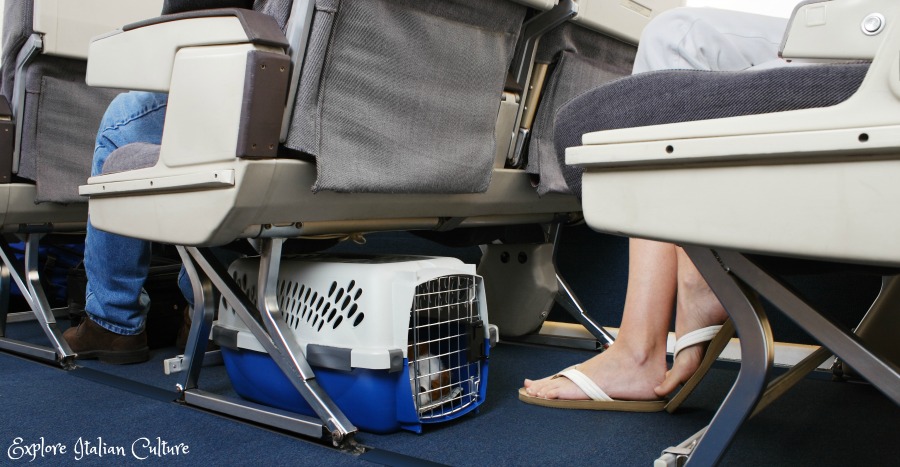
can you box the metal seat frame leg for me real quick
[664,248,900,466]
[174,245,217,392]
[834,274,900,380]
[0,247,11,337]
[750,273,900,415]
[176,242,358,447]
[721,250,900,403]
[548,223,616,348]
[0,233,75,366]
[677,246,774,466]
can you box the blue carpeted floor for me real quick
[2,229,896,465]
[0,352,361,466]
[2,329,898,466]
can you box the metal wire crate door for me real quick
[409,274,486,420]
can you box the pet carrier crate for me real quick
[212,254,490,433]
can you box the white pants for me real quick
[633,7,790,74]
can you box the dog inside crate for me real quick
[407,275,485,419]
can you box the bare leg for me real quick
[654,247,729,397]
[523,238,676,401]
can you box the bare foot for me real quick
[523,340,668,402]
[655,339,706,398]
[654,252,729,397]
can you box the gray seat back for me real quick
[282,0,526,194]
[1,1,33,103]
[103,0,644,199]
[2,0,123,204]
[525,22,637,196]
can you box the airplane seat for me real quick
[77,0,691,444]
[81,0,683,343]
[80,0,691,247]
[0,0,162,366]
[560,0,900,464]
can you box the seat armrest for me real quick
[32,0,164,59]
[86,8,287,92]
[567,0,900,167]
[780,0,898,61]
[509,0,556,10]
[572,0,685,45]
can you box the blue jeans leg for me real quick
[84,91,168,335]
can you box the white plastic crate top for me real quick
[215,254,488,371]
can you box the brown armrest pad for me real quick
[123,8,288,49]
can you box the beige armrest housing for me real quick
[510,0,557,9]
[780,0,897,61]
[33,0,163,59]
[84,11,290,177]
[86,15,274,92]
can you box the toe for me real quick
[656,348,702,396]
[654,371,680,397]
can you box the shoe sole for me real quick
[518,388,667,412]
[75,347,150,365]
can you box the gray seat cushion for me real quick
[101,142,161,174]
[552,63,870,197]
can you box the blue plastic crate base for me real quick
[218,344,489,434]
[212,254,491,434]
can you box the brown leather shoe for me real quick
[176,306,191,351]
[63,317,149,364]
[176,306,219,352]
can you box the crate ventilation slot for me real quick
[280,280,365,332]
[222,271,365,332]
